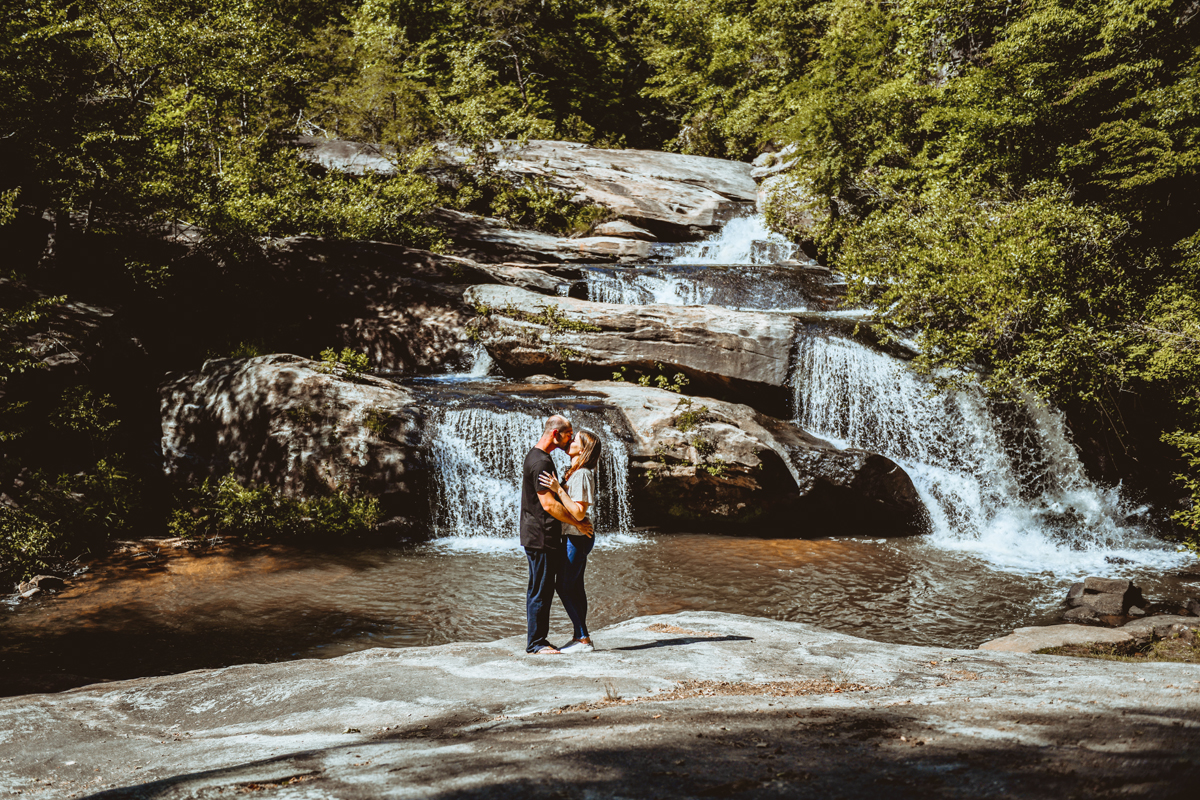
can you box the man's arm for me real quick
[538,489,593,536]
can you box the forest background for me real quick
[2,0,1198,583]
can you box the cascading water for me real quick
[667,215,802,265]
[790,332,1185,573]
[428,406,634,548]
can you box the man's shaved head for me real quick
[543,414,572,436]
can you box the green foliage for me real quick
[457,172,610,235]
[0,506,61,582]
[633,363,689,393]
[1163,430,1200,543]
[363,407,394,437]
[168,473,380,540]
[317,347,373,380]
[0,292,67,386]
[674,397,710,433]
[638,0,821,158]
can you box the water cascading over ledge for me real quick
[788,330,1185,573]
[427,404,634,542]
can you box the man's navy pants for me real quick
[525,546,564,653]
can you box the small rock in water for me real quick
[18,575,66,594]
[1104,555,1134,565]
[344,727,361,734]
[1186,598,1200,617]
[1066,582,1086,608]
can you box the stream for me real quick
[3,214,1196,697]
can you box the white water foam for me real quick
[428,407,635,541]
[669,215,798,265]
[790,333,1185,574]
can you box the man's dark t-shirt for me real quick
[520,447,562,550]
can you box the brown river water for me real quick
[4,532,1198,696]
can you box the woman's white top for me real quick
[566,468,596,527]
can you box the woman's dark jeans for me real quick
[557,533,595,640]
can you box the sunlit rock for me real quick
[574,380,923,534]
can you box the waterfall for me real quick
[790,332,1185,573]
[428,406,634,546]
[668,215,803,264]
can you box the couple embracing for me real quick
[520,414,603,655]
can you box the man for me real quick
[521,414,593,654]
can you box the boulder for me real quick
[1064,577,1145,617]
[17,575,65,594]
[979,624,1134,653]
[1119,614,1199,643]
[573,381,923,534]
[1189,598,1200,616]
[463,285,799,416]
[160,354,426,527]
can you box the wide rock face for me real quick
[160,354,426,527]
[266,236,570,374]
[464,285,799,416]
[299,137,757,240]
[429,208,651,263]
[574,381,923,534]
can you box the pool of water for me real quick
[3,532,1198,696]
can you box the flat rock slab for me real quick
[978,624,1135,653]
[3,612,1199,799]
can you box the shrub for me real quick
[168,473,381,541]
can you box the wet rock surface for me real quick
[574,381,922,533]
[2,612,1197,799]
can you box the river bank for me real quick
[2,611,1198,799]
[5,533,1200,701]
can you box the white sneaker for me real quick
[559,637,595,653]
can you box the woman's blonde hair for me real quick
[563,429,601,483]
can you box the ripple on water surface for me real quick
[3,533,1197,696]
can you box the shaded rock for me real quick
[160,354,426,527]
[979,624,1133,653]
[1120,615,1199,643]
[1066,582,1086,608]
[1062,606,1100,623]
[1152,623,1197,644]
[428,208,649,263]
[1082,593,1127,616]
[593,220,657,241]
[1083,577,1133,595]
[573,380,923,534]
[1187,598,1200,616]
[0,278,147,394]
[17,575,65,594]
[5,611,1200,800]
[1128,606,1145,617]
[464,285,798,416]
[265,236,533,375]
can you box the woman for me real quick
[539,428,601,653]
